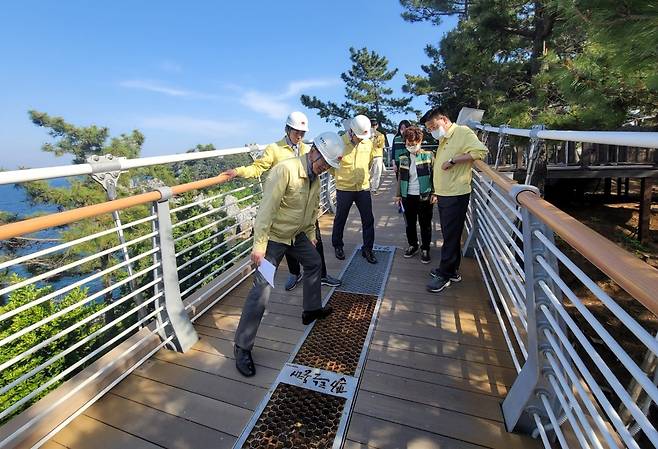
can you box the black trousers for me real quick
[401,195,433,251]
[436,193,470,278]
[235,233,321,351]
[332,190,375,250]
[286,220,327,277]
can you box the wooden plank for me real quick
[133,358,266,410]
[359,370,503,422]
[364,360,508,398]
[378,297,496,323]
[198,328,295,353]
[51,414,162,449]
[84,394,235,449]
[375,319,507,350]
[353,392,538,449]
[196,308,305,332]
[375,307,504,339]
[366,344,515,387]
[370,330,514,369]
[40,440,69,449]
[195,321,302,345]
[153,347,278,389]
[111,375,251,437]
[383,278,488,301]
[0,328,161,449]
[346,413,487,449]
[193,332,289,370]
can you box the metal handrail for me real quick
[0,145,265,186]
[467,160,658,447]
[474,160,658,316]
[476,125,658,149]
[0,173,232,240]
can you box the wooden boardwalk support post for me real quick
[638,177,654,244]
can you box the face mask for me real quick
[406,144,420,154]
[431,127,445,140]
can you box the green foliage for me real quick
[401,0,658,129]
[0,275,105,421]
[301,47,415,131]
[0,112,261,422]
[400,0,470,25]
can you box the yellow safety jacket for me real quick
[235,138,309,179]
[252,155,319,253]
[432,123,489,196]
[331,134,374,191]
[371,130,386,158]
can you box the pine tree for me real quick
[401,0,657,128]
[301,47,414,131]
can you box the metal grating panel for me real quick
[293,292,377,375]
[233,245,396,449]
[241,383,345,449]
[336,247,394,295]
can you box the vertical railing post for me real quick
[524,125,545,186]
[494,125,509,169]
[87,154,147,321]
[502,184,563,433]
[152,187,199,352]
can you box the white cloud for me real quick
[239,90,290,120]
[232,78,341,120]
[282,79,341,97]
[119,80,215,99]
[138,115,248,137]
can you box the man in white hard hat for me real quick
[222,111,342,291]
[233,132,345,377]
[331,114,378,264]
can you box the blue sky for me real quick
[0,1,457,169]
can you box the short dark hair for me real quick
[403,126,424,143]
[370,117,378,125]
[420,107,450,124]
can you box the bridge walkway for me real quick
[45,172,538,449]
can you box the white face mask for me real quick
[406,144,420,154]
[431,127,446,140]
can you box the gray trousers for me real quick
[235,233,322,351]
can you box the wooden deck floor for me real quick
[46,172,539,449]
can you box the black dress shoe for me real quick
[234,345,256,377]
[302,306,333,325]
[335,247,345,260]
[361,248,378,264]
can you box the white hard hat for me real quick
[313,132,345,168]
[349,114,371,139]
[286,111,309,132]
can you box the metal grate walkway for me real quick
[234,246,396,449]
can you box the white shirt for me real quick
[407,155,420,195]
[285,136,300,156]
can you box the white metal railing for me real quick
[0,145,266,186]
[465,161,658,448]
[475,125,658,149]
[0,145,338,447]
[474,123,658,173]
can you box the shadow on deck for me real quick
[45,172,539,449]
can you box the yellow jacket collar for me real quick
[444,123,458,139]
